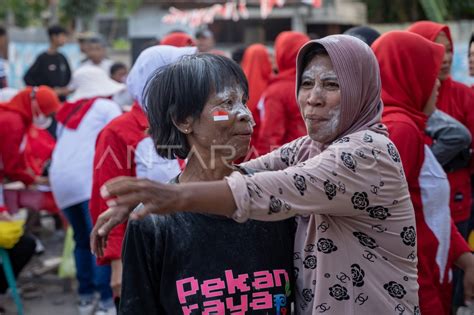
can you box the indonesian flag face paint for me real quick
[212,109,230,122]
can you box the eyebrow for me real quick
[320,74,338,81]
[301,72,314,80]
[214,89,243,102]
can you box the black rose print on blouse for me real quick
[269,196,283,214]
[351,192,369,210]
[324,179,337,200]
[329,284,350,301]
[383,281,406,299]
[268,196,291,215]
[351,264,365,287]
[333,137,350,144]
[317,238,338,254]
[303,255,317,269]
[293,174,307,196]
[366,206,391,220]
[363,133,373,143]
[400,226,416,247]
[414,306,421,315]
[302,288,314,302]
[387,143,401,163]
[353,232,378,249]
[341,152,357,172]
[280,145,297,166]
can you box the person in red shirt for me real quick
[89,45,195,309]
[256,31,309,155]
[240,44,273,158]
[408,21,474,231]
[0,86,60,212]
[373,30,474,315]
[408,22,474,312]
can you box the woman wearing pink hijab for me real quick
[92,35,419,314]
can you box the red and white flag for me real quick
[212,110,230,121]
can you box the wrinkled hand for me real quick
[90,176,181,257]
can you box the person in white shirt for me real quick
[49,65,125,315]
[80,37,114,75]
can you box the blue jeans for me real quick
[63,200,112,302]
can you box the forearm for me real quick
[179,180,236,217]
[455,252,474,271]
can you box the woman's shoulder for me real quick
[329,130,390,149]
[325,130,404,171]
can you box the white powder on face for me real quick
[310,105,341,143]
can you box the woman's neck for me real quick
[178,156,236,183]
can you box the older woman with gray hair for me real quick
[92,35,420,314]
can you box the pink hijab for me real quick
[296,35,386,143]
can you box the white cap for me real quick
[68,65,126,102]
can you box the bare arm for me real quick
[91,177,236,256]
[454,252,474,304]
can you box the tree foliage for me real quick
[60,0,101,21]
[363,0,474,23]
[0,0,142,28]
[0,0,49,27]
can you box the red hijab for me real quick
[274,31,310,81]
[407,21,452,52]
[241,44,272,113]
[0,86,60,124]
[372,31,444,131]
[408,21,473,122]
[160,33,195,47]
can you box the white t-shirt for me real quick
[49,98,122,209]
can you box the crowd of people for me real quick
[0,20,473,315]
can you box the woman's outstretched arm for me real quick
[90,177,237,256]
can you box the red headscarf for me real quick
[372,31,444,131]
[408,21,473,127]
[160,33,195,47]
[241,44,272,113]
[0,86,61,124]
[274,31,310,81]
[241,44,273,151]
[407,21,453,52]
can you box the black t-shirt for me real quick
[23,52,71,88]
[120,177,295,315]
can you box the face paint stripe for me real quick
[213,115,230,121]
[212,110,230,121]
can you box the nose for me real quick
[236,105,255,127]
[306,85,324,107]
